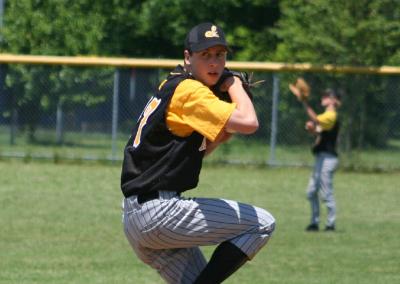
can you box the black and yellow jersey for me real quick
[313,110,340,156]
[121,65,235,198]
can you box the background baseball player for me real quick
[289,80,341,231]
[120,23,276,283]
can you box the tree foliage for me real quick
[2,0,105,55]
[1,0,112,141]
[96,0,280,59]
[274,0,400,66]
[273,0,400,148]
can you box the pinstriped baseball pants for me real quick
[123,191,275,284]
[307,152,339,227]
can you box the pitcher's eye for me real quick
[216,51,227,59]
[200,52,211,59]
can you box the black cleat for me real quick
[324,225,335,231]
[305,224,319,231]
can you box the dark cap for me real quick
[184,23,228,52]
[322,88,341,100]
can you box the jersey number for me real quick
[133,97,161,148]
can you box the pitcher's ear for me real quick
[184,50,191,65]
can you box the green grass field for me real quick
[1,126,400,171]
[0,161,399,284]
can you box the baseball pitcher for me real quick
[120,23,276,283]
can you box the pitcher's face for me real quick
[184,45,227,87]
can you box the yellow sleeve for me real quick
[166,79,236,142]
[317,110,337,131]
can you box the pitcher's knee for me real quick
[258,209,276,235]
[262,221,276,236]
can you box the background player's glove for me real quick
[212,68,264,102]
[289,77,310,102]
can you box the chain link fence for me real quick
[0,57,399,171]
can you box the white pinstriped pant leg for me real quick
[123,192,275,284]
[124,235,207,283]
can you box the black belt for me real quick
[137,191,159,204]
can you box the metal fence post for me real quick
[56,100,63,144]
[111,68,120,162]
[268,73,279,166]
[10,88,17,146]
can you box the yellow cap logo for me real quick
[205,25,219,38]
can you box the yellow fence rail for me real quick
[0,53,399,75]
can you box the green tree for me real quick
[2,0,105,55]
[273,0,400,149]
[1,0,109,142]
[101,0,280,60]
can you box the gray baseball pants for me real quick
[307,152,339,227]
[122,191,275,284]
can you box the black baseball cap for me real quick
[184,22,229,52]
[322,88,341,100]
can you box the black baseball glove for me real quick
[211,68,262,102]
